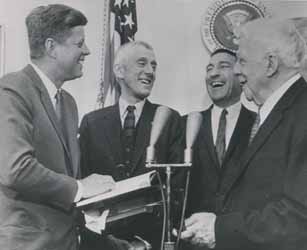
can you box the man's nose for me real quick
[208,67,220,78]
[144,64,154,75]
[233,61,241,75]
[82,43,91,55]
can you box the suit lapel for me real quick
[62,90,80,177]
[222,106,254,167]
[198,109,220,171]
[224,78,306,196]
[23,65,74,175]
[132,101,156,173]
[102,104,123,164]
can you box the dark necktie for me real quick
[55,90,69,144]
[54,90,74,176]
[123,105,136,171]
[216,109,227,166]
[249,106,261,145]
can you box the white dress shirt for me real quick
[30,63,59,106]
[118,97,146,127]
[259,73,301,126]
[211,101,242,150]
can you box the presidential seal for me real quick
[201,0,270,52]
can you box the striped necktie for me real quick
[248,106,261,145]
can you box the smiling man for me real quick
[180,19,307,250]
[79,41,182,250]
[0,4,116,250]
[180,48,255,249]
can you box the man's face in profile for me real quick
[54,26,90,82]
[235,37,267,106]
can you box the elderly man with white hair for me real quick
[179,18,307,250]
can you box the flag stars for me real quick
[122,0,130,7]
[114,0,122,8]
[123,12,134,29]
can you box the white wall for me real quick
[136,0,307,114]
[1,0,307,119]
[136,0,210,114]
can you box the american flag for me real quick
[101,0,138,107]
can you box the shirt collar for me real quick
[259,73,301,125]
[30,62,59,103]
[212,101,241,118]
[119,96,146,122]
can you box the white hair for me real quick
[113,40,154,70]
[238,18,306,69]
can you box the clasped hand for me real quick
[174,212,216,248]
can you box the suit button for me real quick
[126,147,131,152]
[126,172,131,177]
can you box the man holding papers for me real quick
[0,4,115,250]
[79,41,183,250]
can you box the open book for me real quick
[76,170,158,210]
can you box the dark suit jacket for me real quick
[79,100,183,249]
[187,105,255,216]
[215,77,307,250]
[0,65,80,250]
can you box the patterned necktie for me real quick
[248,106,261,145]
[123,105,136,172]
[216,109,227,166]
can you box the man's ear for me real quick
[113,63,125,79]
[45,38,57,58]
[266,52,279,77]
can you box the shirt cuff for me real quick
[74,180,83,202]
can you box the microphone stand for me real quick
[146,147,192,250]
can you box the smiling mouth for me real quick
[210,81,225,88]
[139,79,152,85]
[239,80,247,87]
[78,56,85,64]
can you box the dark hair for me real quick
[211,48,237,58]
[26,4,88,59]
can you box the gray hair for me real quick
[238,18,306,69]
[113,41,154,69]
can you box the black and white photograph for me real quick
[0,0,307,250]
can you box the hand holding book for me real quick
[77,171,157,209]
[79,174,116,199]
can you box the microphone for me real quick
[184,112,203,163]
[146,106,172,163]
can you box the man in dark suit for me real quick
[180,18,307,250]
[186,48,255,216]
[0,5,115,250]
[180,49,254,250]
[79,41,182,250]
